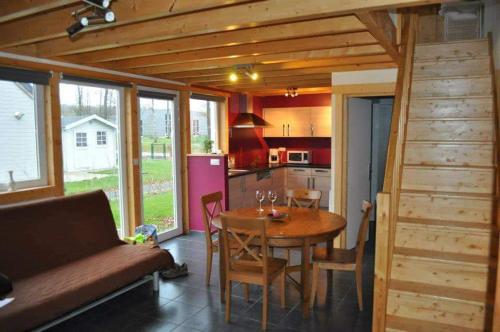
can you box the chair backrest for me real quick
[286,188,322,209]
[355,200,373,266]
[201,192,224,245]
[220,212,270,281]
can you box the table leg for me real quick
[219,229,226,303]
[301,238,311,318]
[327,238,333,284]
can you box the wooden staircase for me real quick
[376,36,499,331]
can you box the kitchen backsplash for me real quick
[228,93,332,168]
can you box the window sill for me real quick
[0,185,60,205]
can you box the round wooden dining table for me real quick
[211,205,346,318]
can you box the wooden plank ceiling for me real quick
[0,0,439,95]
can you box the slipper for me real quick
[160,263,188,279]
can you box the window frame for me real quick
[0,83,48,192]
[75,132,88,148]
[96,130,107,146]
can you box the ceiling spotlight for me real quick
[67,16,89,37]
[285,87,298,98]
[229,72,239,82]
[244,68,259,81]
[104,10,115,22]
[83,0,111,9]
[250,72,259,81]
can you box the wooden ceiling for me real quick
[0,0,439,95]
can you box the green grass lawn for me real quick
[109,191,174,231]
[65,159,172,195]
[142,136,172,155]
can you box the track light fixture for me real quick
[228,65,260,83]
[67,0,115,37]
[285,87,298,97]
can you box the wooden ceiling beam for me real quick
[242,87,333,96]
[356,10,400,62]
[181,62,396,84]
[5,0,440,57]
[58,16,365,64]
[129,44,386,75]
[161,54,393,79]
[213,78,333,89]
[104,31,376,69]
[0,0,79,24]
[0,0,255,49]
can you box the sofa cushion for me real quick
[0,191,121,281]
[0,244,173,332]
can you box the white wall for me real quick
[332,69,398,86]
[0,81,39,184]
[63,121,117,172]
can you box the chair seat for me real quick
[312,247,357,264]
[231,257,287,280]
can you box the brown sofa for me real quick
[0,190,173,332]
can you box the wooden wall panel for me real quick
[404,142,495,167]
[406,119,494,142]
[411,77,492,98]
[409,98,493,119]
[398,192,494,224]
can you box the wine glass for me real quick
[256,190,265,212]
[268,190,278,212]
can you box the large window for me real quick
[138,89,182,241]
[60,80,127,236]
[189,95,221,153]
[0,68,49,192]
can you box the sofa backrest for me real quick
[0,190,122,281]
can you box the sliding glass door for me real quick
[138,89,182,241]
[59,80,128,236]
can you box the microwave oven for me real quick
[287,150,312,164]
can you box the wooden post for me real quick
[46,71,64,196]
[372,192,391,332]
[124,85,142,236]
[179,90,191,234]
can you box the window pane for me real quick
[60,82,124,234]
[189,98,219,153]
[139,97,176,234]
[0,80,45,191]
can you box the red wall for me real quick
[229,93,332,168]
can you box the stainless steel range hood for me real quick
[231,94,271,128]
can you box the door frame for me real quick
[331,83,395,248]
[137,86,183,242]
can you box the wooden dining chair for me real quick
[200,191,226,286]
[220,212,287,330]
[286,188,322,209]
[309,200,373,311]
[283,188,322,265]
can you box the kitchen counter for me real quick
[228,163,330,178]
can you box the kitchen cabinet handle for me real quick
[311,124,314,137]
[315,170,328,173]
[312,177,316,189]
[294,169,305,172]
[287,124,290,136]
[307,177,310,189]
[282,124,285,136]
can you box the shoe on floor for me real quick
[161,263,188,279]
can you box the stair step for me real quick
[413,57,490,78]
[386,315,483,332]
[391,249,489,292]
[411,76,492,98]
[401,166,495,194]
[406,119,494,142]
[414,39,489,61]
[390,280,489,303]
[409,97,493,119]
[387,288,487,330]
[404,142,495,167]
[395,221,493,256]
[398,217,494,230]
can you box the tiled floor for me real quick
[48,229,374,332]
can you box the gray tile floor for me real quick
[48,229,374,331]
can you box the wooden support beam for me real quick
[5,0,440,57]
[214,78,333,90]
[245,86,333,96]
[200,73,333,87]
[0,0,79,24]
[104,31,376,70]
[129,45,386,75]
[357,10,400,62]
[181,62,396,84]
[179,90,191,234]
[161,54,394,79]
[58,16,365,64]
[125,85,142,236]
[0,0,255,49]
